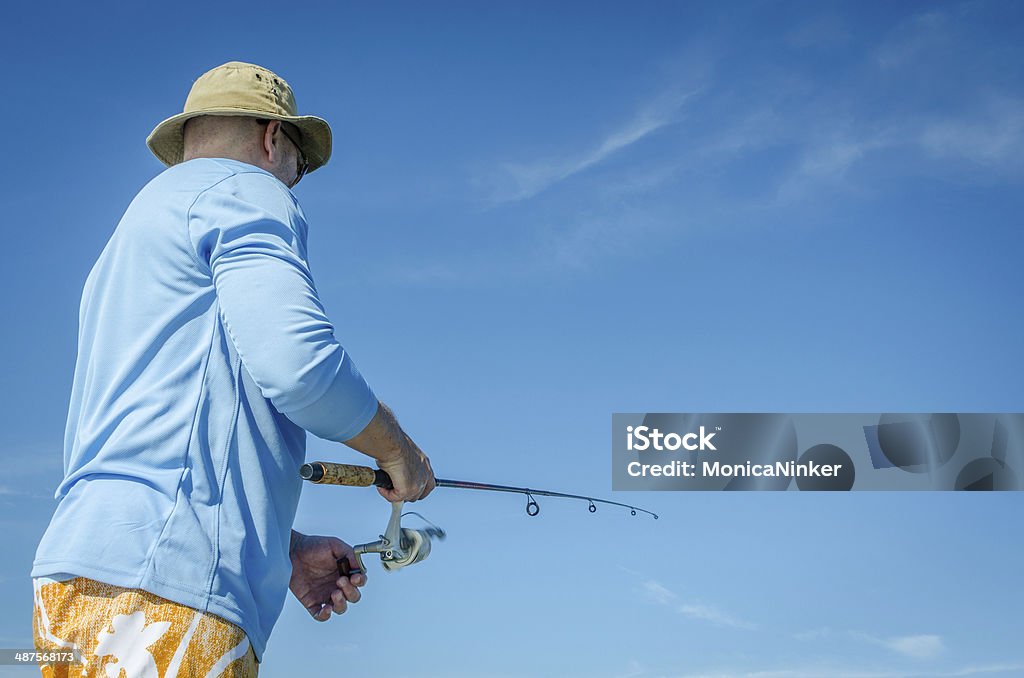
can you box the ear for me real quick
[261,120,281,161]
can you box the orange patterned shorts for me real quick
[32,576,258,677]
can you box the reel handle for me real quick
[301,462,393,490]
[337,558,363,578]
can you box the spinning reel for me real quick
[341,500,446,576]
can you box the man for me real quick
[31,61,434,676]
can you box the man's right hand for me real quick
[343,401,436,502]
[376,439,435,502]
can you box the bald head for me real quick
[183,116,266,165]
[182,115,305,188]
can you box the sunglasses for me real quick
[258,119,309,187]
[278,124,309,188]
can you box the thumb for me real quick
[328,537,351,560]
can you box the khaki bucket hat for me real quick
[147,61,332,174]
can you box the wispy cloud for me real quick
[641,578,755,630]
[395,4,1023,286]
[484,87,702,204]
[939,665,1024,677]
[797,628,947,661]
[641,579,678,606]
[534,206,667,272]
[918,97,1024,171]
[791,627,834,641]
[864,633,946,660]
[0,484,52,500]
[774,132,887,204]
[629,578,1018,678]
[875,9,951,71]
[678,603,756,630]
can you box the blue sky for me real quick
[2,1,1023,676]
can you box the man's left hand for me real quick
[289,532,366,622]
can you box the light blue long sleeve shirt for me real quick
[32,158,378,658]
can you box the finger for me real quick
[411,477,424,501]
[309,603,330,622]
[330,589,349,615]
[333,575,361,597]
[336,578,362,603]
[421,475,436,500]
[337,572,367,589]
[378,486,413,503]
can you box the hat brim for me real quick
[146,108,332,174]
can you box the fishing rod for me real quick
[299,461,657,575]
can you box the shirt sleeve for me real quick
[187,171,378,442]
